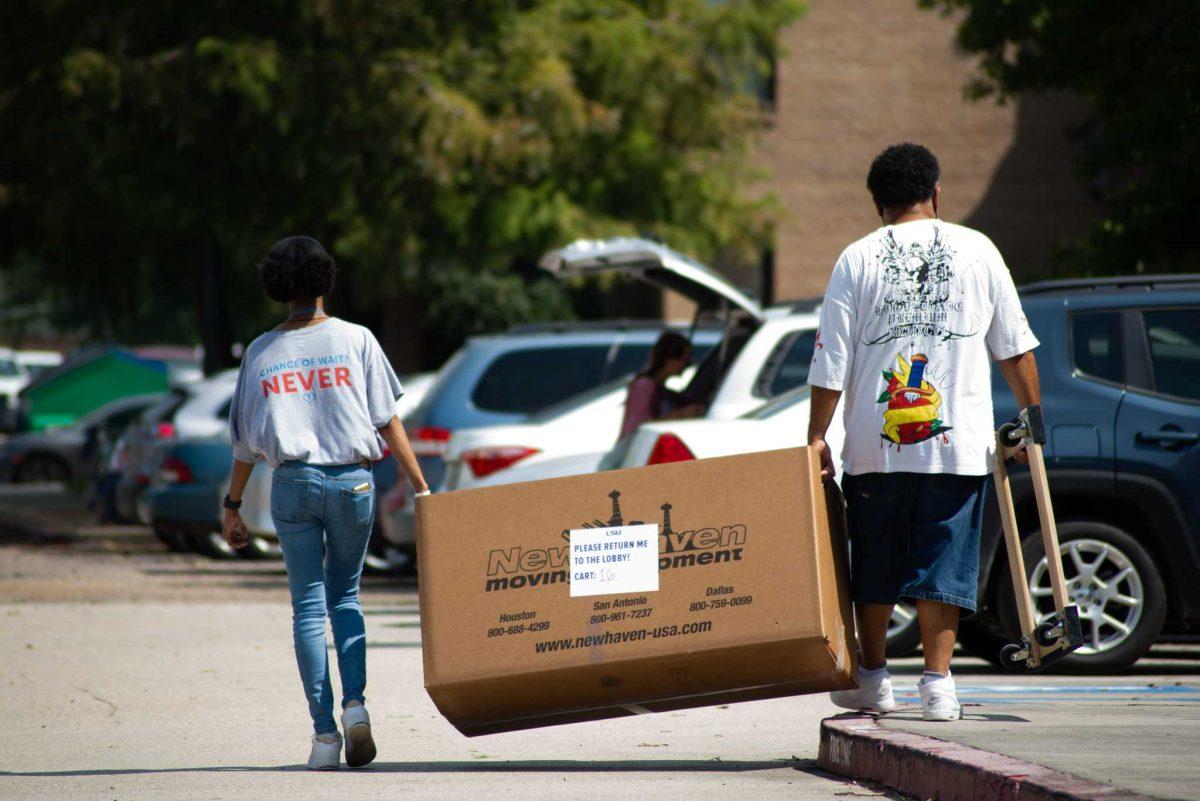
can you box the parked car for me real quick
[0,349,62,430]
[384,321,721,550]
[0,393,164,483]
[0,348,29,431]
[438,367,698,493]
[111,370,238,523]
[395,371,437,420]
[144,435,240,555]
[957,274,1200,672]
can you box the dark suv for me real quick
[956,275,1200,672]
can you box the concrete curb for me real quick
[818,713,1157,801]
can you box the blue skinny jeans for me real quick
[271,461,375,735]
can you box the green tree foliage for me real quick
[922,0,1200,275]
[0,1,801,366]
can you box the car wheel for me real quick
[237,535,282,560]
[885,602,922,657]
[14,454,70,483]
[153,526,192,554]
[997,521,1166,673]
[188,529,240,560]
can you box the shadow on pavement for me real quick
[3,758,810,776]
[882,711,1030,723]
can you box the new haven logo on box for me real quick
[484,490,747,593]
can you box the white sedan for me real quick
[605,384,844,471]
[436,367,698,494]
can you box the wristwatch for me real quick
[223,494,243,510]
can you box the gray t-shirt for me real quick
[229,318,403,467]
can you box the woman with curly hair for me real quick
[223,235,428,770]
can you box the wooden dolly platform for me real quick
[993,404,1085,670]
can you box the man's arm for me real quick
[997,350,1041,464]
[998,350,1040,408]
[807,386,843,480]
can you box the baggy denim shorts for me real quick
[841,471,986,613]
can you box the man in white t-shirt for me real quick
[807,143,1041,721]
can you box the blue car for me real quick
[949,275,1200,672]
[146,436,401,571]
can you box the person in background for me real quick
[618,330,705,440]
[806,143,1041,721]
[222,236,429,770]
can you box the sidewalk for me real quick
[819,654,1200,801]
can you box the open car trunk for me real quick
[539,238,764,403]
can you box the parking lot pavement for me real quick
[0,602,898,801]
[3,488,1198,800]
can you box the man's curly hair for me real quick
[866,143,940,209]
[257,236,338,302]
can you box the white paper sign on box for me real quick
[568,524,660,598]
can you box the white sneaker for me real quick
[307,731,342,770]
[919,673,962,721]
[341,704,376,768]
[831,667,896,713]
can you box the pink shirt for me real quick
[618,376,687,440]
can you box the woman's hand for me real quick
[378,415,430,495]
[223,509,250,549]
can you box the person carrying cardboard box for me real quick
[806,143,1041,721]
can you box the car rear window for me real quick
[605,340,715,382]
[606,344,652,380]
[471,346,611,414]
[753,329,816,399]
[1143,309,1200,400]
[1071,312,1123,384]
[0,359,20,377]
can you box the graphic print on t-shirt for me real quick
[259,354,353,403]
[866,228,974,346]
[808,219,1039,475]
[878,353,952,446]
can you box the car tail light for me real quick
[464,446,539,479]
[647,433,695,465]
[410,426,451,457]
[158,456,194,484]
[155,422,177,439]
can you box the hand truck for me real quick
[993,404,1085,670]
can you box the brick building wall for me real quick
[667,0,1100,317]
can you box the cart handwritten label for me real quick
[568,524,660,598]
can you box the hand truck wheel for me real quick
[1034,619,1062,648]
[1000,643,1027,670]
[998,421,1023,448]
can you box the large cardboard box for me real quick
[415,446,857,736]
